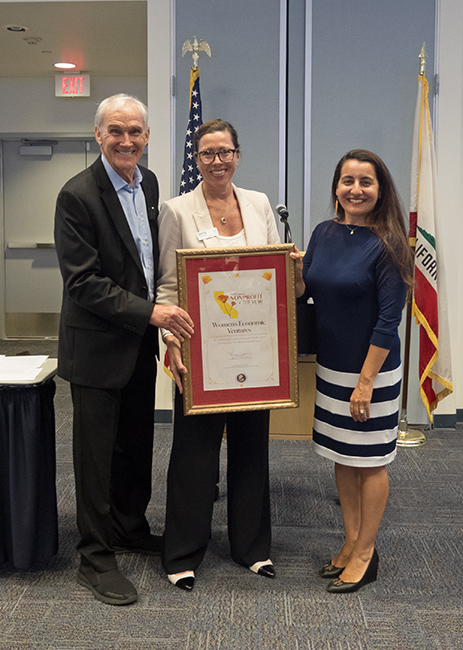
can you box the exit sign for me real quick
[55,74,90,97]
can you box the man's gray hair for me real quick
[95,94,149,131]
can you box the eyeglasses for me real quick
[195,149,238,164]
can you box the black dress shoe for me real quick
[168,571,195,591]
[249,560,275,578]
[327,549,379,593]
[319,561,345,579]
[114,534,163,556]
[77,565,137,606]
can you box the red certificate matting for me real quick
[176,244,298,415]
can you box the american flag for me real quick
[179,67,203,195]
[164,67,205,382]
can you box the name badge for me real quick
[197,227,218,241]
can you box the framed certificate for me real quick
[176,244,299,415]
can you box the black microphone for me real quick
[276,204,289,220]
[275,204,292,243]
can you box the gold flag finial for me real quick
[419,43,426,75]
[182,36,211,68]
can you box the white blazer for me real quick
[156,182,281,312]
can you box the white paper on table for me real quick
[0,355,49,381]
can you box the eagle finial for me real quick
[182,36,211,68]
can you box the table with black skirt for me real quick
[0,359,58,570]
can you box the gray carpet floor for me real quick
[1,339,462,649]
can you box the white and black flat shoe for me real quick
[249,560,275,578]
[167,571,195,591]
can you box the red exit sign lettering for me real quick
[55,74,90,97]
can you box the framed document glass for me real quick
[176,244,298,415]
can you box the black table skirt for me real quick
[0,378,58,569]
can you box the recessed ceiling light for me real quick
[54,62,77,70]
[4,24,30,32]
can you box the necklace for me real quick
[343,222,360,235]
[202,186,234,226]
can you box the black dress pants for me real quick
[71,334,157,572]
[162,388,271,574]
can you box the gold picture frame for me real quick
[176,243,299,415]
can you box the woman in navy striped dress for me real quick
[293,150,413,593]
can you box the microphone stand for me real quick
[280,215,292,244]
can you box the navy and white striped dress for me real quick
[302,220,407,467]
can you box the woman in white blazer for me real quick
[157,120,280,591]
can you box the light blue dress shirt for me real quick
[102,155,155,302]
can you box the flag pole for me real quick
[397,44,427,447]
[397,299,427,445]
[164,37,210,380]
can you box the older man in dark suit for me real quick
[54,94,193,606]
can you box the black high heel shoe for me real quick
[326,549,378,593]
[319,561,345,579]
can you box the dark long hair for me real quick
[331,149,413,286]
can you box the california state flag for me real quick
[409,72,453,419]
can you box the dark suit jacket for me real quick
[54,156,160,389]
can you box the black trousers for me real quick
[162,388,271,574]
[71,334,157,572]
